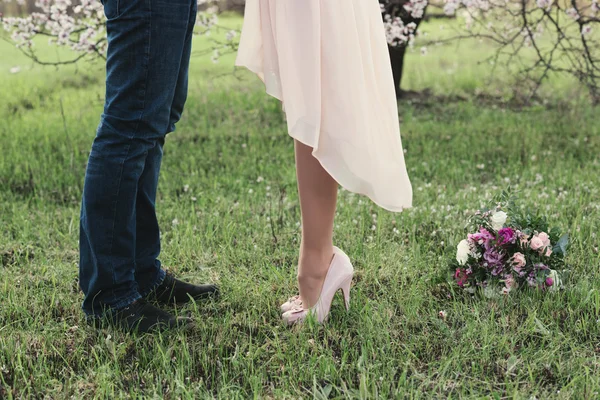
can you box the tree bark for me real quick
[379,0,428,98]
[222,0,245,12]
[388,45,407,99]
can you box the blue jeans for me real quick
[79,0,197,316]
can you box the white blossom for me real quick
[582,25,592,37]
[565,7,580,20]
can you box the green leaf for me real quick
[553,233,569,256]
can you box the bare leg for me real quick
[294,140,338,308]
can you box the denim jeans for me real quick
[79,0,197,316]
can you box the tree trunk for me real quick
[388,45,407,99]
[221,0,245,12]
[379,0,428,98]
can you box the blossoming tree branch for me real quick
[1,0,598,102]
[0,0,235,64]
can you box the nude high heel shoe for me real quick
[282,247,354,325]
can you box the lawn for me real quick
[1,13,600,399]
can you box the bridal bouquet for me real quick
[451,191,569,296]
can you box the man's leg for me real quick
[133,137,166,297]
[137,0,219,304]
[167,0,196,135]
[79,0,194,317]
[135,0,197,297]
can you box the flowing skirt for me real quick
[235,0,413,211]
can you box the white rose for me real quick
[456,239,471,265]
[490,211,508,231]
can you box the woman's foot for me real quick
[280,246,333,312]
[297,246,335,308]
[282,247,354,325]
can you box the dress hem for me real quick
[236,62,412,213]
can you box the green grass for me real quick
[1,14,600,399]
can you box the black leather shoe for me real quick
[89,299,191,333]
[147,273,219,305]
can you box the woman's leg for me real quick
[294,140,338,308]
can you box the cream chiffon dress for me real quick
[235,0,413,211]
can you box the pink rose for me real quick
[530,236,544,250]
[505,274,517,289]
[538,232,551,248]
[511,252,526,269]
[545,247,553,257]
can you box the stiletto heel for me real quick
[282,247,354,325]
[340,277,352,311]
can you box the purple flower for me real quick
[513,265,526,277]
[483,247,504,268]
[545,277,554,287]
[491,265,504,276]
[497,227,516,245]
[468,228,494,245]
